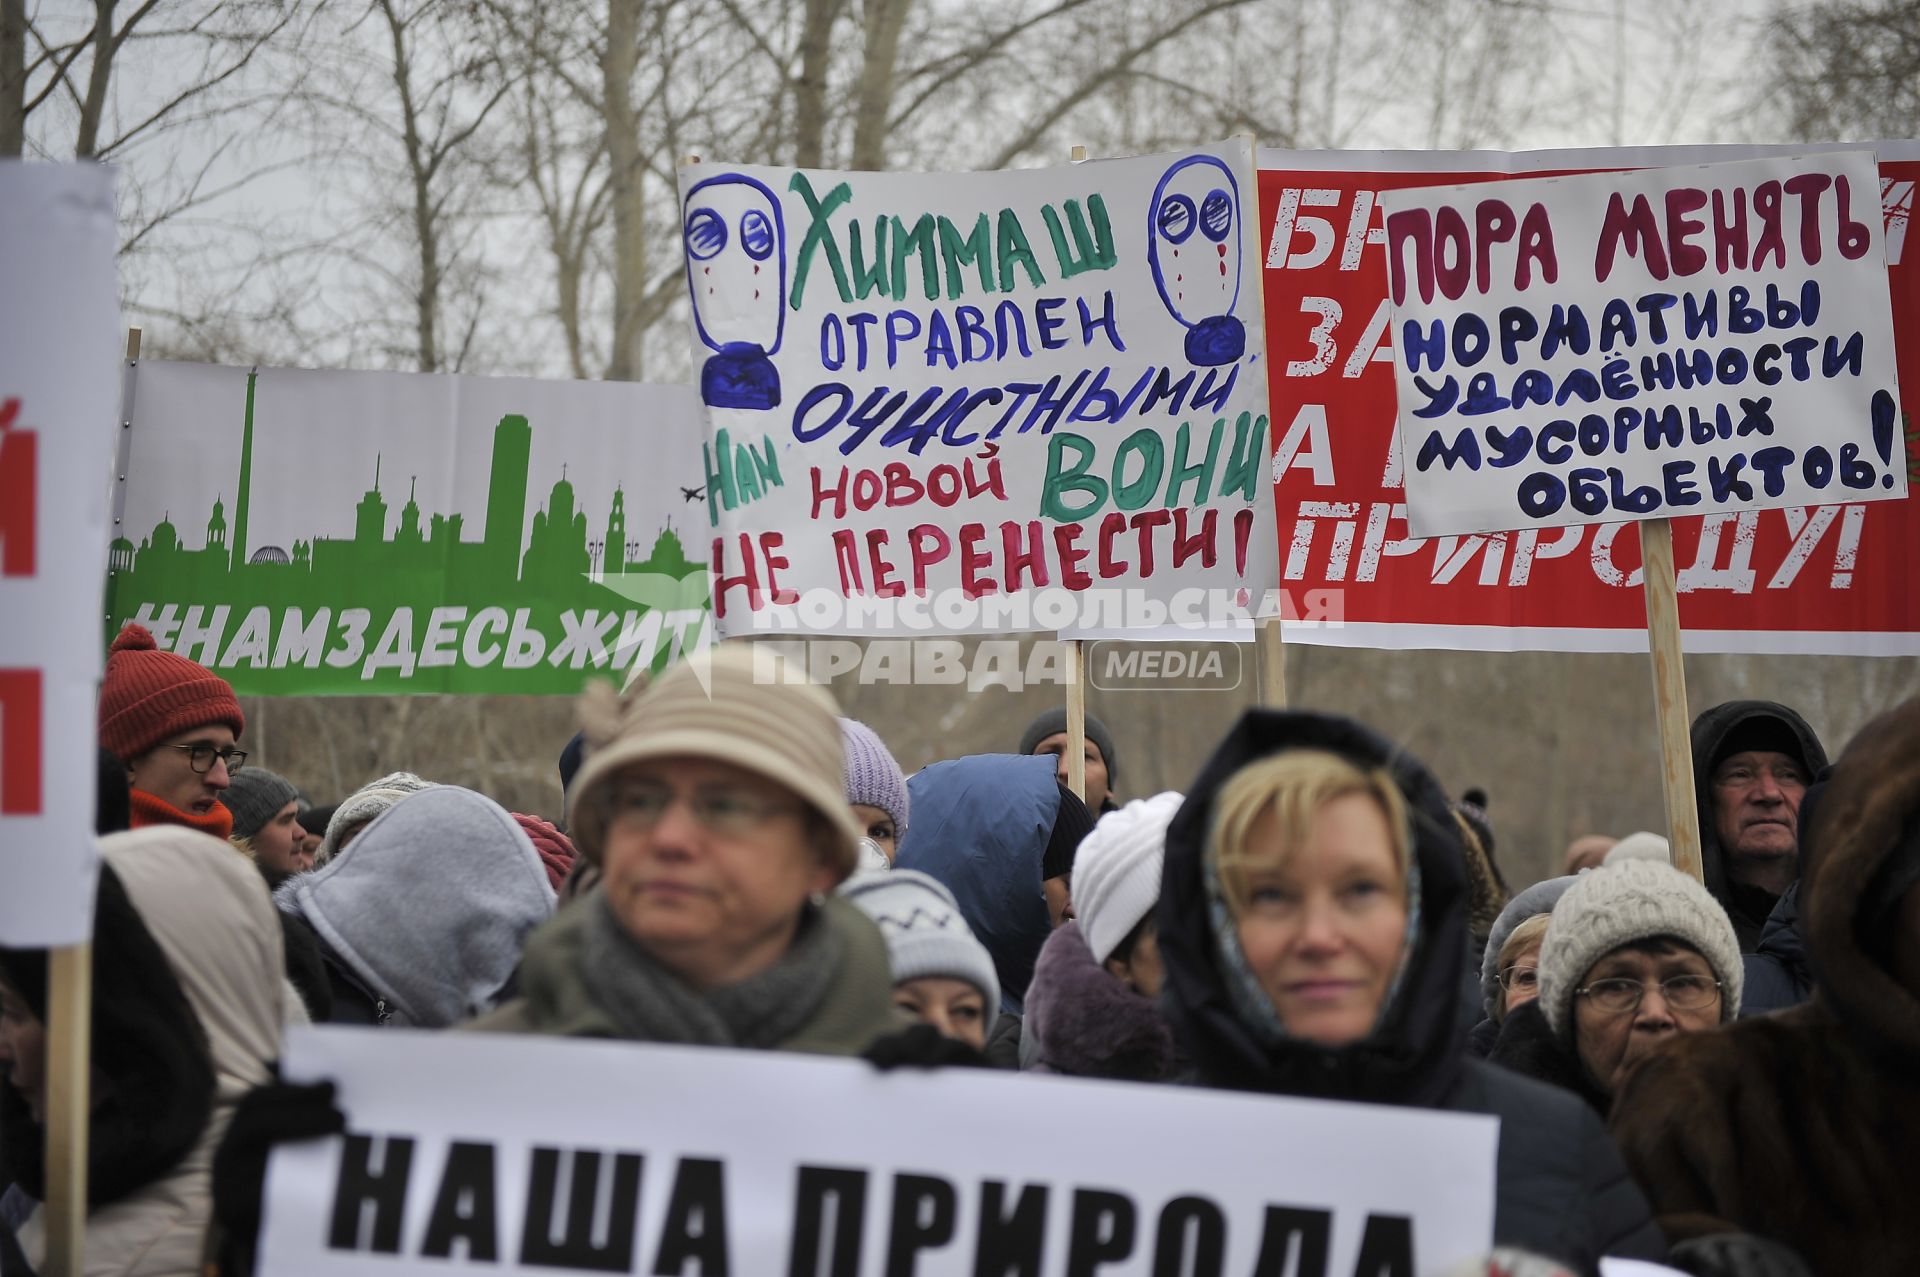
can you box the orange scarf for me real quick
[129,789,234,840]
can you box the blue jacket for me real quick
[896,754,1057,1013]
[1740,881,1812,1017]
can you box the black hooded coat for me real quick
[1158,710,1664,1275]
[1689,700,1828,952]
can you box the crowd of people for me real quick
[0,620,1914,1275]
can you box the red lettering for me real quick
[1234,507,1254,575]
[908,524,951,593]
[0,670,42,816]
[710,534,762,620]
[883,462,923,507]
[852,469,883,511]
[1664,187,1709,276]
[1129,509,1172,576]
[927,464,961,506]
[0,399,36,578]
[1172,507,1218,569]
[1595,193,1669,282]
[831,529,864,594]
[1001,520,1049,591]
[1473,201,1516,294]
[865,529,904,598]
[958,522,995,598]
[809,466,849,520]
[1097,511,1129,579]
[1051,522,1091,591]
[760,532,794,605]
[1782,172,1832,265]
[1753,180,1786,270]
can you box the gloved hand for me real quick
[211,1077,346,1270]
[861,1022,989,1070]
[1667,1232,1814,1277]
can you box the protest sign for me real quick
[1261,143,1920,655]
[0,163,118,946]
[263,1026,1498,1276]
[105,362,710,695]
[1378,151,1905,539]
[678,139,1280,639]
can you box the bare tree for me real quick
[1760,0,1920,141]
[1,0,23,156]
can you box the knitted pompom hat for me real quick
[1537,858,1743,1043]
[840,718,909,837]
[1074,791,1183,963]
[98,623,245,763]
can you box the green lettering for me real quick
[938,213,995,300]
[890,213,941,302]
[996,208,1046,291]
[787,173,854,308]
[1039,433,1105,520]
[1043,195,1117,279]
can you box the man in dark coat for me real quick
[1689,700,1827,952]
[1157,709,1665,1274]
[1613,696,1920,1273]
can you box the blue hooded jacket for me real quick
[895,754,1058,1013]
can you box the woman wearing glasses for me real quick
[1491,859,1742,1115]
[1157,709,1665,1272]
[467,645,899,1053]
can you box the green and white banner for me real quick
[105,361,711,695]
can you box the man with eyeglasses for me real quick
[97,623,248,839]
[1689,700,1829,953]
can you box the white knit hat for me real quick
[839,869,999,1023]
[1537,858,1743,1043]
[1073,791,1183,964]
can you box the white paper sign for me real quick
[0,163,118,945]
[1380,151,1907,538]
[262,1027,1498,1276]
[677,140,1279,638]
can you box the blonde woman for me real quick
[1157,710,1665,1273]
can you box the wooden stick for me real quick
[1640,517,1703,881]
[1257,616,1286,708]
[43,944,92,1277]
[1064,639,1087,802]
[1229,130,1286,709]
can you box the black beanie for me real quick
[1043,783,1096,881]
[1018,708,1119,787]
[559,730,588,797]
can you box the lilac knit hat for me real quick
[840,718,909,838]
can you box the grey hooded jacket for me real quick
[278,787,555,1027]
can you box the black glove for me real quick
[1667,1232,1814,1277]
[861,1023,989,1070]
[211,1078,346,1273]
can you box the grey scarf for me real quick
[580,894,843,1049]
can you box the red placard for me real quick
[1262,145,1920,654]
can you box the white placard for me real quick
[1381,151,1907,539]
[0,163,118,945]
[262,1026,1498,1276]
[678,140,1279,638]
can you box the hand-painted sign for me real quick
[106,363,710,694]
[1379,152,1904,538]
[262,1026,1498,1275]
[0,163,118,945]
[678,141,1279,638]
[1262,143,1920,655]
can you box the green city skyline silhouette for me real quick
[103,371,706,692]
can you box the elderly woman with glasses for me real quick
[468,646,900,1053]
[1489,857,1743,1114]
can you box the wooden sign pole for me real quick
[42,944,92,1277]
[1639,516,1703,881]
[1062,144,1091,802]
[1227,131,1287,709]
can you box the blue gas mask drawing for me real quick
[1148,155,1245,367]
[684,173,787,410]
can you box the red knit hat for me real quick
[98,624,245,763]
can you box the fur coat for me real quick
[1022,922,1176,1081]
[1611,697,1920,1274]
